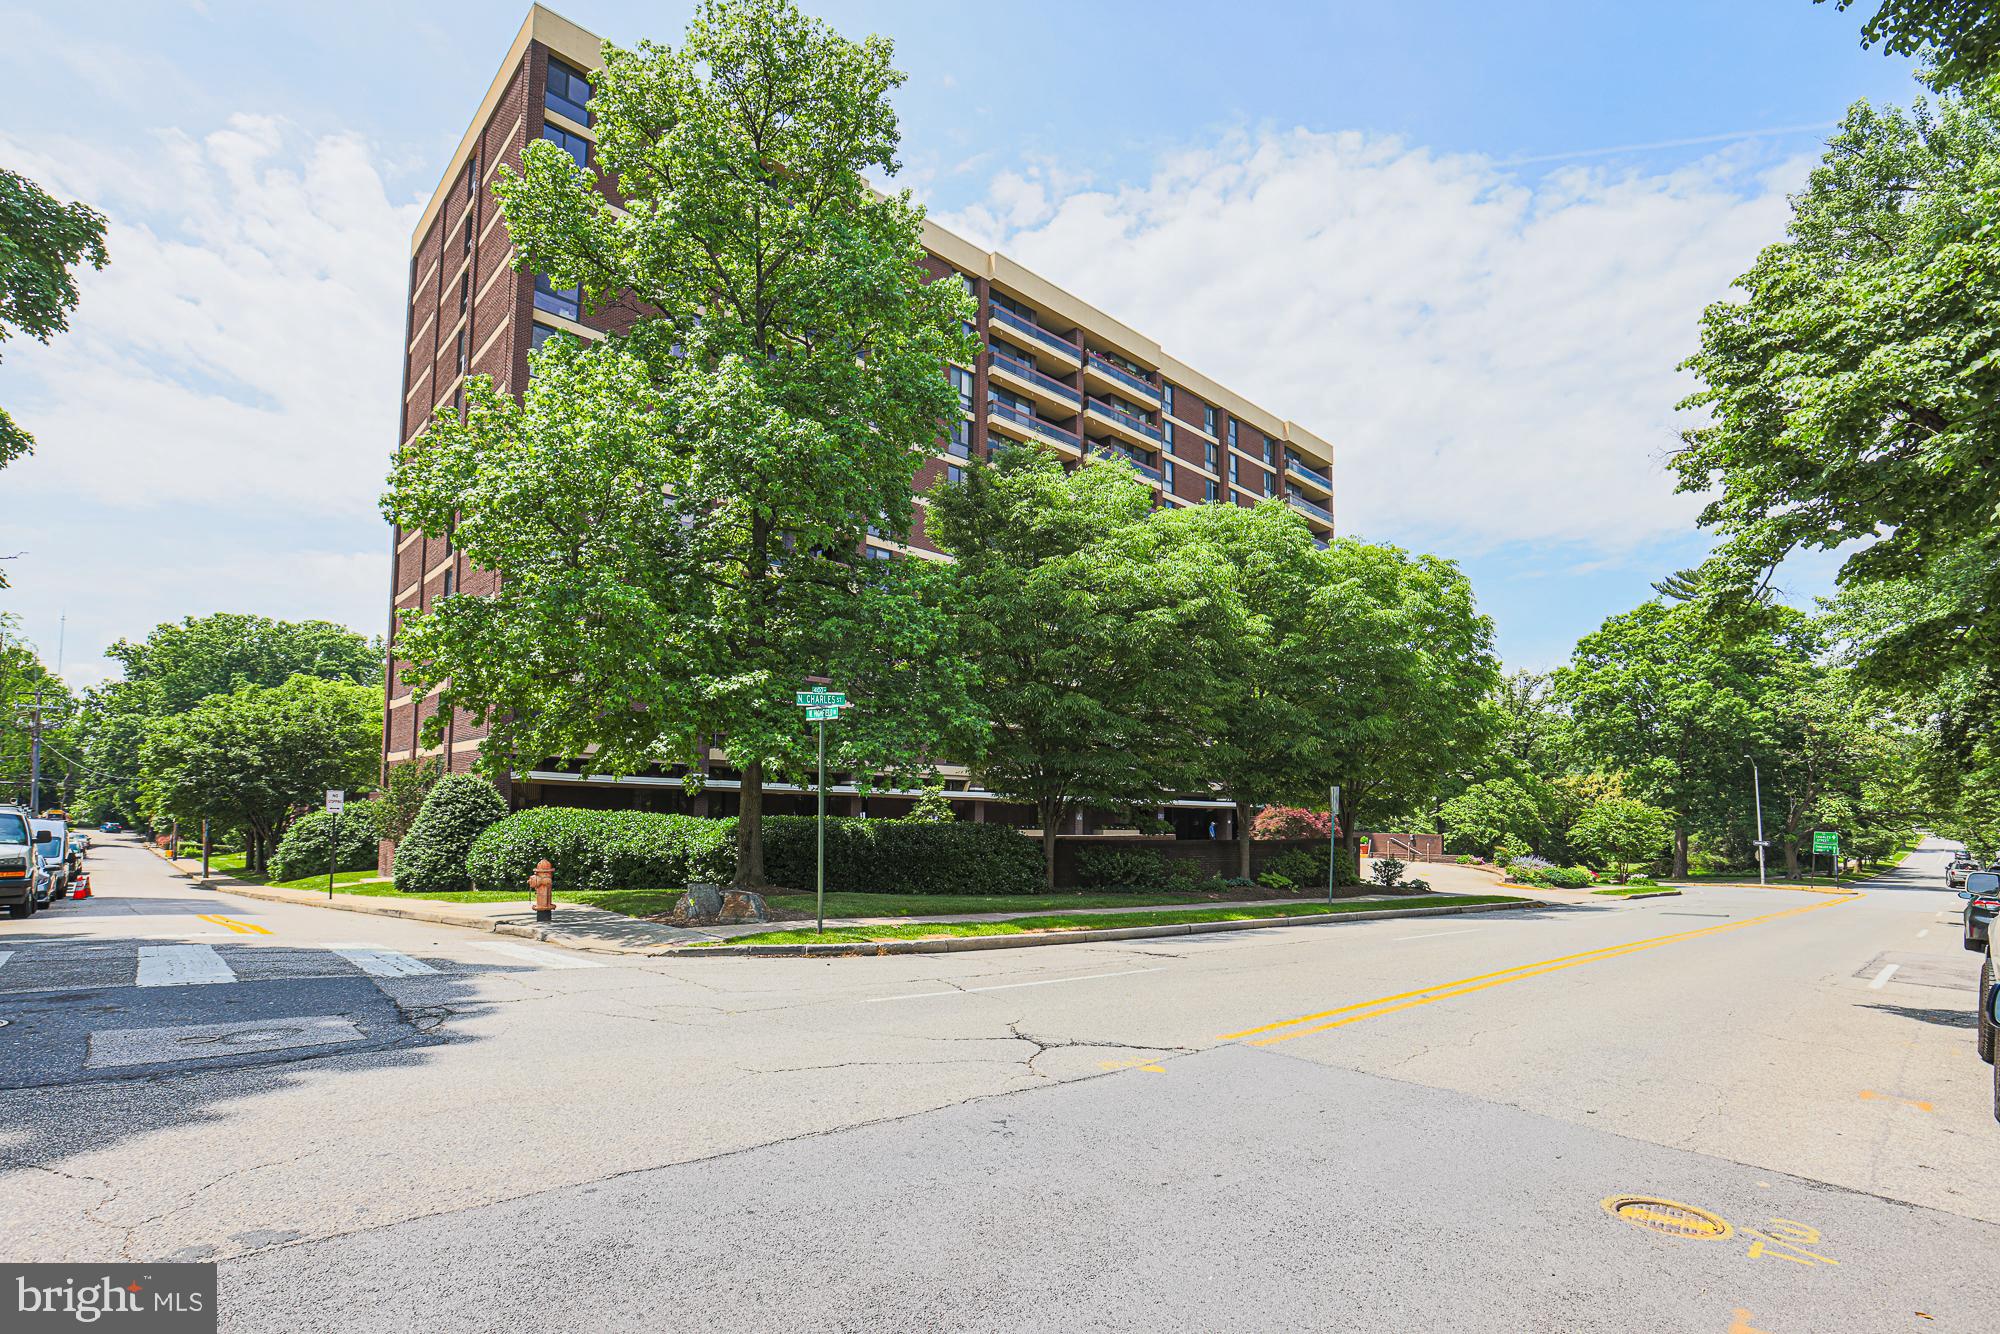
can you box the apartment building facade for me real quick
[385,4,1336,833]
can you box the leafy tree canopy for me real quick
[0,166,109,477]
[1819,0,2000,90]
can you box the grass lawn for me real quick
[765,889,1331,917]
[1592,886,1680,897]
[702,894,1524,946]
[266,870,392,893]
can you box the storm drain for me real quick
[1600,1195,1734,1240]
[85,1015,365,1069]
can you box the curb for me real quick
[1589,889,1681,901]
[667,898,1539,958]
[156,857,679,957]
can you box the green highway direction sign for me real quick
[1812,831,1839,853]
[803,706,841,721]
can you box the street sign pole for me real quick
[817,715,827,934]
[1328,785,1342,905]
[1748,757,1766,887]
[325,790,345,901]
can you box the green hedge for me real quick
[269,801,385,882]
[467,807,733,893]
[462,807,1044,896]
[1074,847,1173,888]
[393,775,509,892]
[1263,845,1359,888]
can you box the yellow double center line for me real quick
[197,913,271,936]
[1219,895,1854,1047]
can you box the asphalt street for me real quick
[2,835,1995,1330]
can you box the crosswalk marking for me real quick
[0,951,12,972]
[135,944,235,987]
[332,947,438,978]
[476,941,604,970]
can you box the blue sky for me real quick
[0,1,1923,683]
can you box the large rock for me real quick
[664,884,769,927]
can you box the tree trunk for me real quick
[736,758,766,889]
[1672,823,1689,879]
[1039,798,1061,891]
[1235,800,1255,880]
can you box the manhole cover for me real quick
[1600,1195,1733,1240]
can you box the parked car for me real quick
[1949,856,1979,889]
[99,821,121,833]
[29,818,69,902]
[0,805,43,918]
[1985,966,2000,1121]
[1964,871,2000,952]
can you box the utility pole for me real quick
[1747,755,1766,887]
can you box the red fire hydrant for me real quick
[530,859,555,923]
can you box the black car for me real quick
[1966,871,2000,952]
[1985,967,2000,1121]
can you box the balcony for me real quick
[1085,396,1165,447]
[986,395,1081,452]
[1092,445,1162,484]
[1286,452,1333,494]
[987,304,1081,370]
[1083,352,1161,406]
[988,348,1082,412]
[1286,489,1334,525]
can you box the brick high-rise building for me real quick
[385,4,1336,835]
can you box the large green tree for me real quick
[139,676,378,873]
[1555,602,1807,877]
[0,613,78,811]
[926,448,1233,887]
[1147,500,1336,877]
[383,0,979,889]
[1818,0,2000,89]
[1674,87,2000,712]
[1315,541,1499,864]
[0,166,109,481]
[72,614,381,830]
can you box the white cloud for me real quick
[938,127,1805,553]
[1,114,417,514]
[0,114,414,679]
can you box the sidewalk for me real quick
[155,851,1631,959]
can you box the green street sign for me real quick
[795,689,846,708]
[804,706,842,721]
[1812,831,1839,853]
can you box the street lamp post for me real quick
[1747,755,1766,887]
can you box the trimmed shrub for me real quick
[393,775,508,892]
[268,800,385,882]
[1264,845,1359,888]
[467,807,732,893]
[463,808,1045,897]
[1074,847,1173,888]
[760,816,1043,896]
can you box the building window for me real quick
[1263,470,1275,497]
[541,123,591,170]
[1163,420,1175,448]
[1262,436,1273,466]
[946,464,967,485]
[442,565,456,596]
[459,270,470,315]
[1204,442,1217,473]
[530,323,571,353]
[456,328,468,374]
[947,416,972,458]
[534,273,582,322]
[1163,383,1175,416]
[1228,420,1238,450]
[462,218,473,255]
[1163,458,1176,489]
[1204,479,1218,502]
[546,57,593,125]
[949,365,974,413]
[863,545,893,563]
[467,153,479,199]
[1228,454,1238,483]
[1204,405,1217,436]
